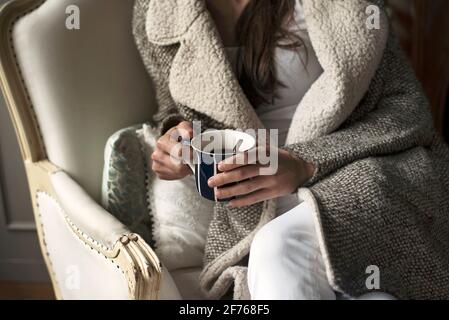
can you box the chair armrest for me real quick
[35,169,162,299]
[50,171,129,249]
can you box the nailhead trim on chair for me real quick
[8,0,49,158]
[35,191,60,290]
[62,207,115,252]
[37,191,114,251]
[36,191,126,277]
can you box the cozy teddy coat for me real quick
[133,0,449,299]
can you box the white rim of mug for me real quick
[190,130,256,156]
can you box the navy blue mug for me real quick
[184,130,256,202]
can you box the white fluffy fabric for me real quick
[137,124,215,272]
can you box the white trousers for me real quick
[247,201,336,300]
[160,199,397,300]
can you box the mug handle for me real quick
[180,139,195,174]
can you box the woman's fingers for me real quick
[215,176,271,200]
[151,161,175,178]
[168,121,193,152]
[151,153,191,178]
[157,134,183,158]
[217,152,250,172]
[151,148,181,165]
[157,134,194,163]
[228,188,277,208]
[208,164,261,188]
[157,121,193,158]
[152,162,191,180]
[150,121,194,181]
[173,121,194,141]
[217,146,271,172]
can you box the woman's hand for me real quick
[208,148,315,207]
[151,121,193,180]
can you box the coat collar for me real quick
[145,0,206,46]
[145,0,389,142]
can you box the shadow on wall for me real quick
[386,0,449,139]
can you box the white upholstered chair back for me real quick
[12,0,154,201]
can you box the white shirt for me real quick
[226,0,323,215]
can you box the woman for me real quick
[133,0,449,300]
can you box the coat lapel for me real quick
[286,0,389,143]
[145,0,263,131]
[145,0,389,141]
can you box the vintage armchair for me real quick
[0,0,167,299]
[3,0,432,301]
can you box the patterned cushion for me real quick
[101,125,154,246]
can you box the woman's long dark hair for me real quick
[236,0,306,107]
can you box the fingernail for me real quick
[208,178,214,187]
